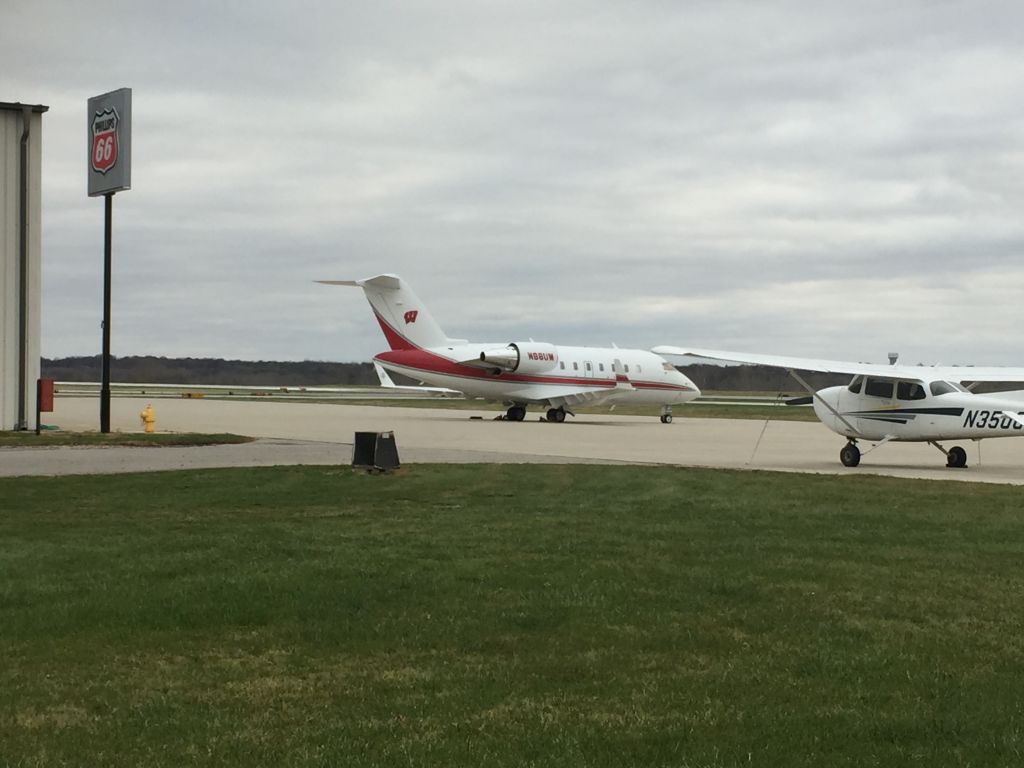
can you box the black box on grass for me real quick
[352,431,400,472]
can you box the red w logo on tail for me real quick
[403,310,418,324]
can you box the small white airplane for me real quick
[653,345,1024,468]
[320,274,700,422]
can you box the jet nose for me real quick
[676,372,700,400]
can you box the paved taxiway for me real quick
[4,396,1024,484]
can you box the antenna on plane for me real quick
[888,352,899,365]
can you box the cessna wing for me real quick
[651,346,1024,384]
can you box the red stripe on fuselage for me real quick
[375,311,416,351]
[376,349,694,391]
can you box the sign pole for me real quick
[88,87,131,434]
[100,191,113,432]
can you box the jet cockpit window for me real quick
[864,378,894,398]
[896,381,926,401]
[847,376,863,394]
[662,362,676,372]
[930,381,965,396]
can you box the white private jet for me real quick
[320,274,700,423]
[653,345,1024,468]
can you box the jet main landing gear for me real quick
[505,405,526,422]
[545,407,567,423]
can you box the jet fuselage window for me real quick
[896,381,926,401]
[864,378,894,398]
[573,362,578,371]
[599,363,605,372]
[559,361,565,370]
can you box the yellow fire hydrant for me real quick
[139,403,156,433]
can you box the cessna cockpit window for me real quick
[847,376,863,394]
[896,381,926,400]
[864,378,894,398]
[930,381,967,396]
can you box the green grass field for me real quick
[0,432,253,448]
[2,465,1023,767]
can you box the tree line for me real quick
[42,356,376,386]
[42,355,851,392]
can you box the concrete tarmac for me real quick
[4,396,1024,484]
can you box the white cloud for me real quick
[4,0,1024,364]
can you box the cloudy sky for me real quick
[5,0,1024,365]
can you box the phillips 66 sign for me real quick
[87,88,131,196]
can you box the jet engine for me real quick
[478,342,559,374]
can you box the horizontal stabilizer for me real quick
[316,275,403,290]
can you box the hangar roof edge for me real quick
[0,102,50,114]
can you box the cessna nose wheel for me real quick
[840,442,861,467]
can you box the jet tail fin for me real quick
[317,274,450,351]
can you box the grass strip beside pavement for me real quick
[0,431,254,448]
[2,464,1022,766]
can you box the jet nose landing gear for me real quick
[660,405,673,424]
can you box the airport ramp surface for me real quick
[6,397,1024,484]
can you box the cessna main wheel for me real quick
[946,446,968,469]
[840,442,861,467]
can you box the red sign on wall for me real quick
[38,378,54,413]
